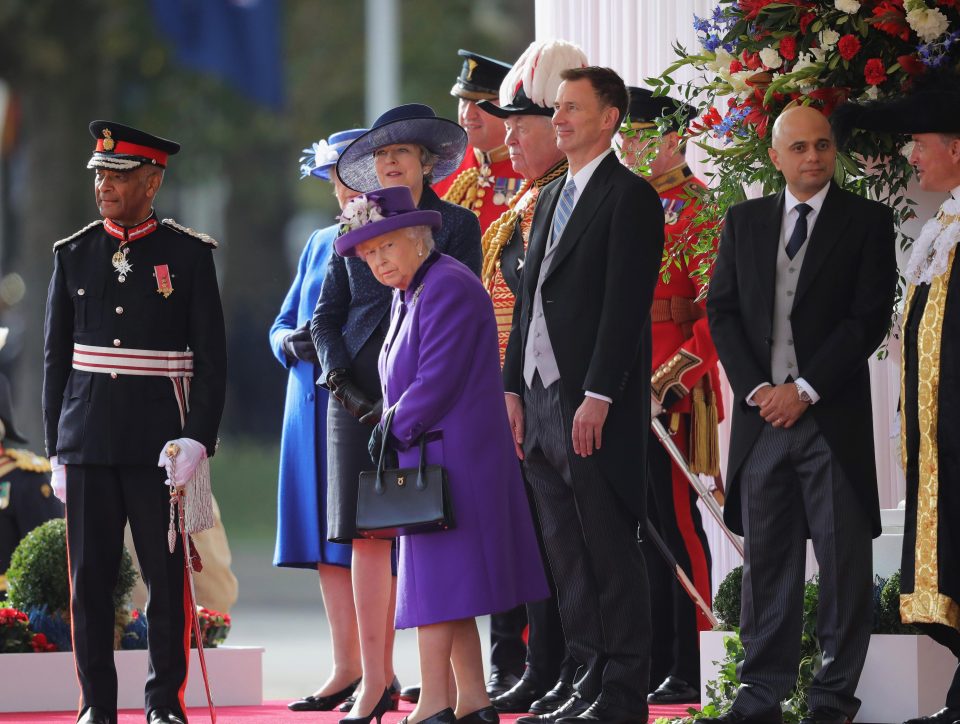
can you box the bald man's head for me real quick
[768,106,836,200]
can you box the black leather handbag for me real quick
[356,407,455,539]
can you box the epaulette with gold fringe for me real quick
[161,219,218,248]
[53,220,102,250]
[6,448,52,473]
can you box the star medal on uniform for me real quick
[517,256,525,272]
[112,248,133,282]
[154,264,174,298]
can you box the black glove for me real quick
[359,398,383,427]
[282,324,319,364]
[327,369,376,420]
[368,422,398,468]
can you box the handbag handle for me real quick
[374,406,430,494]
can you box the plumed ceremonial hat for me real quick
[87,120,180,170]
[334,186,442,258]
[299,128,369,181]
[477,39,588,118]
[336,103,467,192]
[0,330,26,443]
[624,86,697,132]
[451,49,513,101]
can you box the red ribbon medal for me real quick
[154,264,174,298]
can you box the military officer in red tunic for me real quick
[43,121,226,724]
[619,87,724,705]
[434,49,525,235]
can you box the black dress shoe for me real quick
[289,677,362,711]
[699,709,783,724]
[799,708,848,724]
[518,696,591,724]
[147,708,186,724]
[530,681,575,715]
[400,684,422,704]
[492,678,543,713]
[487,671,522,699]
[457,705,500,724]
[556,699,648,723]
[905,707,960,724]
[399,708,456,724]
[647,675,699,704]
[77,707,114,724]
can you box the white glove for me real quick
[158,438,207,488]
[50,456,67,503]
[651,394,664,419]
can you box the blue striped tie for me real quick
[549,177,577,249]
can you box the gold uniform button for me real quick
[77,288,85,296]
[115,306,124,314]
[113,339,121,347]
[110,372,118,379]
[476,189,486,198]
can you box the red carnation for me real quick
[799,12,816,34]
[838,34,862,61]
[864,58,888,86]
[936,0,958,7]
[742,50,763,70]
[738,0,777,19]
[897,53,925,76]
[872,0,911,41]
[779,35,798,61]
[730,59,744,72]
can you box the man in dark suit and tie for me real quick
[704,106,897,724]
[503,66,664,724]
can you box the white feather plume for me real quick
[498,39,588,109]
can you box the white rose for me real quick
[819,29,840,50]
[834,0,861,14]
[706,47,736,73]
[727,70,755,93]
[906,7,949,42]
[759,47,783,69]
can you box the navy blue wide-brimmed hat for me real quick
[87,120,180,171]
[299,128,368,181]
[623,87,696,132]
[335,104,467,193]
[335,186,442,258]
[451,49,512,101]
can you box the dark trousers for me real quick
[644,416,712,687]
[522,375,650,707]
[490,605,527,679]
[733,415,872,719]
[66,464,188,722]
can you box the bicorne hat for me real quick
[334,186,442,258]
[336,104,467,192]
[451,49,512,101]
[87,120,180,171]
[623,87,696,132]
[299,128,368,181]
[478,39,588,118]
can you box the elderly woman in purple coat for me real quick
[334,185,549,724]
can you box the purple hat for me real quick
[334,186,442,258]
[336,103,467,192]
[299,128,368,181]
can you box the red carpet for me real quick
[0,700,697,723]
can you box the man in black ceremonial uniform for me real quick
[43,121,227,724]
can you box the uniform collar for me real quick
[649,163,693,194]
[475,145,510,164]
[534,159,569,188]
[103,211,159,244]
[401,249,442,304]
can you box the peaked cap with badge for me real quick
[624,86,697,132]
[450,49,513,101]
[43,120,226,722]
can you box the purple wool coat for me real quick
[380,253,549,629]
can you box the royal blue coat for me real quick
[270,225,351,569]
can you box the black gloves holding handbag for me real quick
[282,324,319,365]
[327,368,382,425]
[367,419,398,467]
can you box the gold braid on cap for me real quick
[442,167,481,208]
[479,159,568,290]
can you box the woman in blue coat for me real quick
[269,129,366,712]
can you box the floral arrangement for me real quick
[0,608,56,653]
[191,606,231,649]
[299,138,340,178]
[338,194,385,233]
[121,608,149,650]
[647,0,960,288]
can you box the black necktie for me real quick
[786,202,812,260]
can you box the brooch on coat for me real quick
[410,283,425,306]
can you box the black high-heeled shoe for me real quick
[399,708,456,724]
[288,677,362,711]
[456,705,499,724]
[339,688,393,724]
[340,676,402,712]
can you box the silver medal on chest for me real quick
[112,247,133,282]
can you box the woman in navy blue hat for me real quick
[311,104,482,724]
[270,129,368,712]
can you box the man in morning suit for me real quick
[503,66,664,724]
[704,106,897,724]
[43,121,227,724]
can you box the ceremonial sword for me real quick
[643,521,718,628]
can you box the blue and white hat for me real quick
[299,128,368,181]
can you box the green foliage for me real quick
[878,570,918,634]
[713,565,743,630]
[7,518,136,622]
